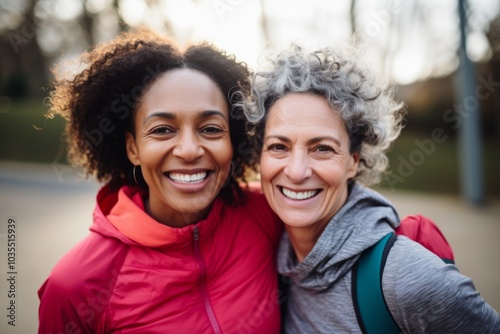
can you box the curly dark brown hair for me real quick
[49,28,255,204]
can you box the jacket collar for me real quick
[91,184,223,249]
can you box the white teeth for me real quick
[169,172,208,183]
[282,187,318,200]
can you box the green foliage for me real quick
[0,98,67,164]
[376,131,500,197]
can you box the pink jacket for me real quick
[38,184,283,333]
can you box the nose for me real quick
[172,130,204,162]
[284,149,312,182]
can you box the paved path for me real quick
[0,161,498,333]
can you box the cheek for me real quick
[324,166,351,188]
[140,142,168,164]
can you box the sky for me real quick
[3,0,500,85]
[104,0,500,84]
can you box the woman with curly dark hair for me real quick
[37,28,282,333]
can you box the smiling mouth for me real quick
[280,186,320,200]
[168,171,209,184]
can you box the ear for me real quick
[347,151,360,179]
[125,132,141,166]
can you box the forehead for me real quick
[266,93,345,132]
[140,69,228,116]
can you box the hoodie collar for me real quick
[278,182,400,290]
[91,184,223,249]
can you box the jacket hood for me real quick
[277,182,400,291]
[90,184,223,249]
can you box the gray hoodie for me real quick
[278,182,500,333]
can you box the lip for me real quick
[164,169,213,193]
[277,185,322,204]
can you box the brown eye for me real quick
[201,126,223,134]
[316,145,334,152]
[150,126,174,134]
[268,143,287,151]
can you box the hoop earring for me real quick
[133,165,140,185]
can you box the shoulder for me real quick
[382,236,500,333]
[388,235,449,271]
[38,231,130,331]
[241,187,280,220]
[232,187,283,243]
[383,236,461,300]
[39,231,129,312]
[240,187,270,208]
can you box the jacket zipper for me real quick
[193,226,222,334]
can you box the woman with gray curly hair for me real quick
[242,45,500,333]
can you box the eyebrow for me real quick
[265,135,342,147]
[265,135,291,144]
[306,136,342,147]
[144,112,175,124]
[200,110,228,121]
[144,110,227,124]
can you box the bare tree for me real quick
[350,0,356,38]
[1,0,48,97]
[259,0,271,46]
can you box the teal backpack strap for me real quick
[352,232,400,334]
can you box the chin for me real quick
[188,196,214,210]
[283,222,313,229]
[278,214,317,229]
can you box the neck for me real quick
[285,220,329,263]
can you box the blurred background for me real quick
[0,0,499,198]
[0,0,499,332]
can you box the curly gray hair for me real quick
[240,45,405,186]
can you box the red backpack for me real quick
[352,214,455,334]
[395,214,454,263]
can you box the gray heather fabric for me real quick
[278,182,500,333]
